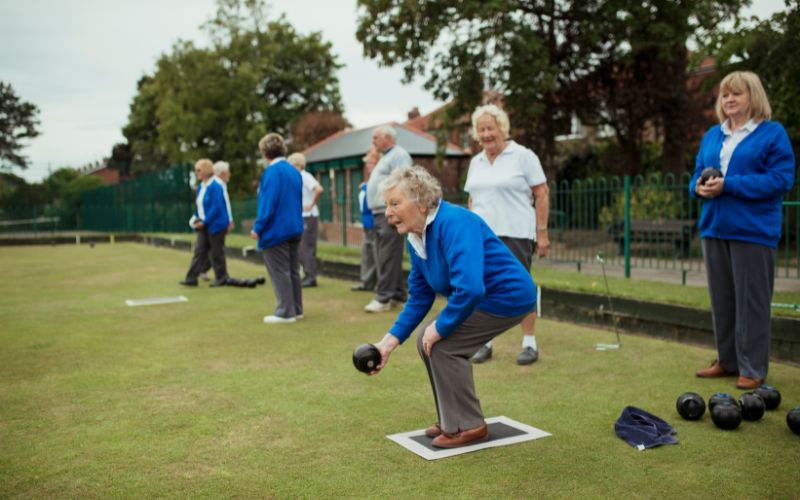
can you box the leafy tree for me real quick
[356,0,610,178]
[290,111,350,151]
[712,0,800,149]
[123,0,343,196]
[0,81,40,170]
[108,142,133,178]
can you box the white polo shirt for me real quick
[464,140,546,240]
[300,169,321,218]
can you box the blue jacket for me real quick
[195,178,230,236]
[253,159,304,250]
[360,183,374,230]
[690,121,795,248]
[389,201,537,343]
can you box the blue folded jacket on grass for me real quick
[614,406,678,451]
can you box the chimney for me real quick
[407,107,421,121]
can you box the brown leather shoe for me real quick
[696,360,737,378]
[736,376,764,390]
[424,423,442,438]
[431,423,489,448]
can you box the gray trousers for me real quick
[299,216,318,282]
[186,227,228,282]
[360,228,378,289]
[262,235,303,318]
[416,309,529,434]
[702,238,775,379]
[373,213,407,303]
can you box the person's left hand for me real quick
[194,220,205,229]
[536,232,550,258]
[227,222,234,233]
[422,322,442,357]
[249,230,258,240]
[303,204,313,212]
[696,176,724,198]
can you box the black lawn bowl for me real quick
[755,385,781,411]
[739,392,766,421]
[352,343,381,374]
[787,407,800,436]
[243,279,257,288]
[711,401,742,430]
[676,392,706,420]
[225,277,243,287]
[255,276,266,285]
[700,167,722,185]
[709,392,737,412]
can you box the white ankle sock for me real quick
[522,335,537,350]
[485,341,492,349]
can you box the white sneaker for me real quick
[295,314,304,320]
[364,299,391,313]
[263,315,297,324]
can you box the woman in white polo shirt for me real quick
[464,104,550,366]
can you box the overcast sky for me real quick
[0,0,788,183]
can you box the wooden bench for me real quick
[608,219,696,258]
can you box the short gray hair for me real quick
[380,165,442,211]
[373,125,397,140]
[470,104,510,141]
[287,152,306,169]
[212,161,230,175]
[258,133,287,160]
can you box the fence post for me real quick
[624,175,631,278]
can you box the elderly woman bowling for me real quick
[368,166,537,448]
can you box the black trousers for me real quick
[186,227,228,282]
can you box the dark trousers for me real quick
[186,227,228,282]
[416,310,529,434]
[702,238,775,379]
[360,228,378,289]
[262,236,303,318]
[299,216,319,282]
[373,213,407,303]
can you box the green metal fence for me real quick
[5,165,797,280]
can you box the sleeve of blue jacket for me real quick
[388,253,436,344]
[722,124,795,200]
[202,182,229,235]
[253,168,277,237]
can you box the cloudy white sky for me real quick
[0,0,788,182]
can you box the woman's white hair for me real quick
[373,124,397,140]
[212,161,230,175]
[470,104,510,141]
[380,165,442,211]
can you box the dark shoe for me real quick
[470,344,492,364]
[517,347,539,365]
[351,284,372,292]
[424,422,442,438]
[431,423,489,448]
[179,279,198,287]
[301,279,317,288]
[736,376,763,390]
[696,360,737,378]
[210,279,227,287]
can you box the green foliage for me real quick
[598,173,680,227]
[712,1,800,146]
[123,0,343,197]
[0,81,40,170]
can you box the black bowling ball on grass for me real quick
[709,392,737,411]
[787,407,800,436]
[255,276,266,285]
[754,385,781,410]
[353,344,381,374]
[676,392,706,420]
[700,167,722,185]
[738,392,766,421]
[711,401,742,430]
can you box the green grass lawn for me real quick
[1,243,798,498]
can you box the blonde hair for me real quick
[194,159,214,179]
[715,71,772,123]
[287,152,306,169]
[380,165,442,211]
[471,104,510,141]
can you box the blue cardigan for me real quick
[389,201,537,343]
[195,178,230,236]
[689,121,795,248]
[253,159,304,250]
